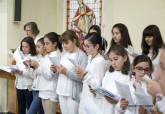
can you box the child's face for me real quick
[36,41,45,55]
[145,36,153,47]
[134,62,150,80]
[108,52,127,71]
[44,37,56,53]
[112,27,121,45]
[21,42,30,54]
[83,40,98,56]
[62,40,76,53]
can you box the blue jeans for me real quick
[27,90,44,114]
[16,89,33,114]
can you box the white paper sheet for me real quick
[95,87,120,101]
[49,56,59,65]
[0,66,11,73]
[67,58,76,66]
[0,65,18,73]
[134,90,153,106]
[115,80,134,105]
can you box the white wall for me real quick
[0,0,8,112]
[1,0,165,112]
[7,0,58,51]
[102,0,165,53]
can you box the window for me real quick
[66,0,102,30]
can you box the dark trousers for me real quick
[16,89,33,114]
[27,90,44,114]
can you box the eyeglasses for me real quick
[135,66,150,73]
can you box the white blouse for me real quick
[36,50,60,102]
[15,54,36,90]
[79,54,107,114]
[56,51,77,96]
[148,49,161,67]
[115,76,153,114]
[101,70,130,114]
[81,54,107,98]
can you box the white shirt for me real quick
[156,96,165,114]
[148,49,160,67]
[115,76,153,114]
[79,54,107,114]
[82,54,107,97]
[56,51,77,96]
[34,34,43,44]
[36,50,60,102]
[31,55,46,90]
[15,54,36,90]
[101,70,130,114]
[148,49,161,79]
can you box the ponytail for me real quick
[44,32,62,52]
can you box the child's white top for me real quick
[156,96,165,114]
[116,76,153,114]
[148,49,161,66]
[56,51,76,96]
[79,54,107,114]
[81,54,107,98]
[36,50,60,101]
[15,54,36,90]
[56,49,87,99]
[101,70,130,114]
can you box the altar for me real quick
[0,69,61,114]
[0,69,17,114]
